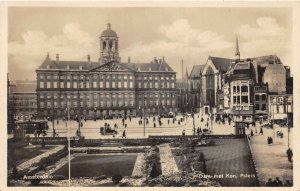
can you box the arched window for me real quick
[109,41,113,50]
[103,41,106,50]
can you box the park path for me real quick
[131,153,145,177]
[159,143,178,175]
[17,145,65,172]
[248,127,293,185]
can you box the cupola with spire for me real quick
[99,23,120,64]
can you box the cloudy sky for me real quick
[8,7,293,80]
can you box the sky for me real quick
[8,7,293,80]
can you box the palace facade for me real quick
[36,23,177,119]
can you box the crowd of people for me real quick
[265,177,292,187]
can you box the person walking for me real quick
[182,129,185,136]
[259,127,263,135]
[122,130,126,138]
[287,148,293,162]
[250,129,254,136]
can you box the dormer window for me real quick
[79,65,83,70]
[149,67,151,71]
[46,65,50,69]
[67,65,70,70]
[165,67,168,71]
[138,67,140,71]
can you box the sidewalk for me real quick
[248,127,293,186]
[131,153,145,177]
[159,143,178,175]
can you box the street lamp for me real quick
[143,96,147,137]
[52,96,55,137]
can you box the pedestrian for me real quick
[197,127,200,135]
[57,120,59,125]
[125,123,127,128]
[182,129,185,136]
[168,119,170,125]
[259,127,263,135]
[274,177,283,186]
[34,129,37,138]
[112,131,116,138]
[154,123,156,128]
[266,178,274,186]
[250,129,254,136]
[287,148,293,162]
[122,130,126,138]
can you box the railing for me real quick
[245,135,260,186]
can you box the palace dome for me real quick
[101,23,118,37]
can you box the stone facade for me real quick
[36,23,177,119]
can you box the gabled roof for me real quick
[209,56,234,72]
[190,65,205,78]
[38,54,101,70]
[234,62,250,70]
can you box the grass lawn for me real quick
[172,138,258,187]
[54,154,138,178]
[8,145,55,168]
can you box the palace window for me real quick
[40,82,44,88]
[67,82,70,88]
[129,82,133,88]
[73,82,77,88]
[60,82,64,88]
[106,81,109,88]
[124,81,128,88]
[53,82,58,88]
[118,81,122,88]
[46,82,51,88]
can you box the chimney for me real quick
[159,59,162,64]
[128,56,131,63]
[154,57,158,64]
[162,56,165,63]
[87,55,91,63]
[56,54,59,62]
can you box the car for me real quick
[100,127,118,135]
[167,112,175,118]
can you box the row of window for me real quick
[233,96,249,105]
[137,82,175,89]
[39,81,134,89]
[255,103,267,111]
[39,80,176,89]
[255,94,267,101]
[40,100,135,108]
[232,85,248,93]
[39,73,175,81]
[39,93,135,99]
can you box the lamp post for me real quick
[94,107,96,121]
[77,83,81,137]
[143,96,147,137]
[286,95,290,148]
[52,96,55,137]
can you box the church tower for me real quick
[235,35,240,61]
[99,23,120,64]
